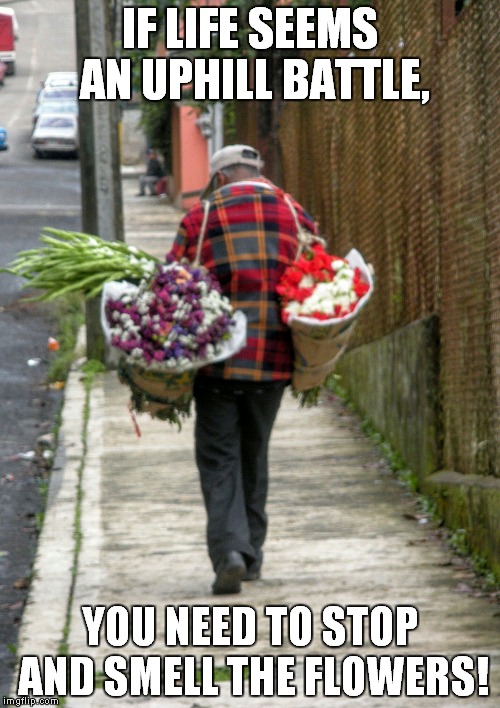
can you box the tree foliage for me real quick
[122,0,371,163]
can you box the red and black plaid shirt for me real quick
[168,179,317,381]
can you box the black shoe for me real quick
[212,551,246,595]
[243,564,261,581]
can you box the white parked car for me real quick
[31,113,79,158]
[37,85,78,104]
[32,98,78,127]
[44,71,78,88]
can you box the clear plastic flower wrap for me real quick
[102,262,246,428]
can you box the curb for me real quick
[9,338,88,694]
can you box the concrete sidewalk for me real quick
[12,175,500,706]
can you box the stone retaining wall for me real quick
[336,315,440,485]
[336,314,500,579]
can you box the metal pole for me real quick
[74,0,124,361]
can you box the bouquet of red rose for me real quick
[277,245,374,403]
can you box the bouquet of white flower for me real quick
[0,228,159,300]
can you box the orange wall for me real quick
[157,39,210,210]
[176,104,209,209]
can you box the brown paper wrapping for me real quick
[290,319,356,391]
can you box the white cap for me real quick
[209,144,263,176]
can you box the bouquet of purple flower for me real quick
[104,262,245,428]
[105,262,234,369]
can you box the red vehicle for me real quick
[0,7,17,76]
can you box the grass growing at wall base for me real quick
[325,375,499,593]
[44,293,85,383]
[325,374,419,490]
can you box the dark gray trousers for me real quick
[193,377,286,571]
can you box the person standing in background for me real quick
[137,149,165,196]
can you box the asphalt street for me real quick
[0,0,79,693]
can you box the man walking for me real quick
[168,145,316,594]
